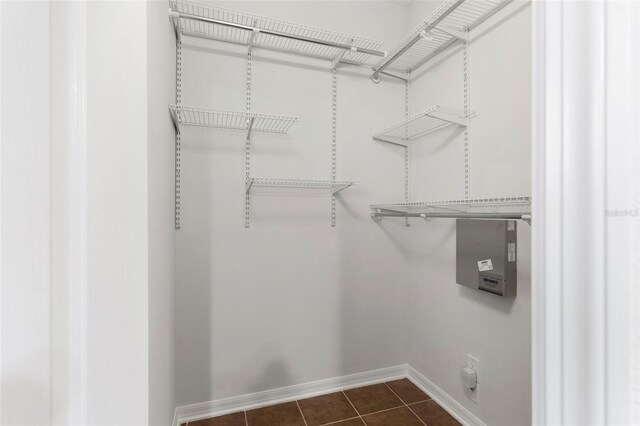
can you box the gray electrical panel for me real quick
[456,219,517,297]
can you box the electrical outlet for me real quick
[465,354,480,404]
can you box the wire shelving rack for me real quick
[370,196,531,222]
[371,0,513,82]
[373,106,474,146]
[246,178,358,195]
[169,105,298,135]
[169,0,386,65]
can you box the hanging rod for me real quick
[169,9,387,59]
[371,211,531,221]
[371,0,465,82]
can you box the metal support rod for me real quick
[170,10,387,58]
[332,182,353,195]
[372,211,532,220]
[245,178,254,194]
[380,70,409,82]
[246,116,255,140]
[371,0,466,81]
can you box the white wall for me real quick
[147,0,177,424]
[85,2,150,424]
[406,1,532,425]
[0,2,51,424]
[175,0,412,406]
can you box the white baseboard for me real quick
[173,364,488,426]
[407,365,487,426]
[173,364,409,426]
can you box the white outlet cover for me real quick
[465,354,480,404]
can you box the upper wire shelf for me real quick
[373,106,474,146]
[371,0,513,81]
[371,196,531,221]
[246,178,358,195]
[169,105,298,135]
[169,0,386,65]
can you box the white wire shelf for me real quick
[371,196,531,221]
[373,106,474,146]
[169,105,298,135]
[371,0,513,81]
[169,0,386,65]
[246,178,358,195]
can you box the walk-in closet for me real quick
[168,1,530,425]
[7,0,639,425]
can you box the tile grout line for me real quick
[295,400,309,426]
[341,390,361,416]
[383,381,428,426]
[343,382,432,425]
[382,382,409,405]
[407,399,432,406]
[341,390,365,425]
[353,403,408,419]
[318,415,362,426]
[405,403,428,426]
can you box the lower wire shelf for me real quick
[370,196,531,222]
[246,177,358,195]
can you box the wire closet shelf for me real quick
[371,0,513,82]
[246,178,358,195]
[371,196,531,221]
[169,0,386,65]
[169,105,298,134]
[373,106,474,146]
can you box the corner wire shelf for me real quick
[371,0,513,82]
[169,105,298,137]
[373,106,474,146]
[246,178,358,195]
[169,0,386,65]
[370,196,531,222]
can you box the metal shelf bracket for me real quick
[245,178,255,194]
[437,24,467,41]
[246,116,256,140]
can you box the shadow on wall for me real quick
[175,135,213,405]
[457,285,516,314]
[249,360,295,393]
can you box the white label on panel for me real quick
[508,221,515,231]
[508,243,516,262]
[478,259,493,271]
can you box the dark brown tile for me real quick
[246,401,305,426]
[297,392,358,426]
[385,379,430,404]
[188,412,246,426]
[362,406,423,426]
[330,419,365,426]
[343,384,403,415]
[410,400,461,426]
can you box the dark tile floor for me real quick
[185,378,461,426]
